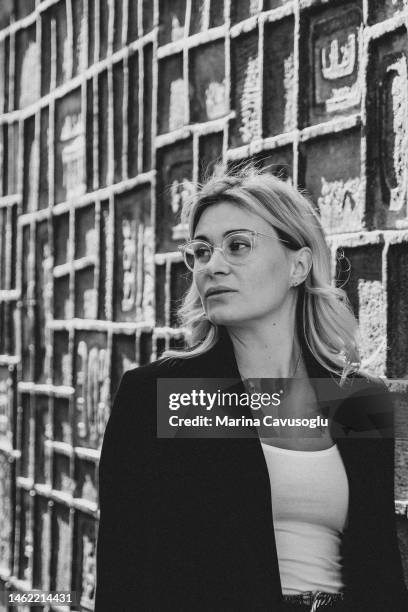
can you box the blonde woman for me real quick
[95,169,407,611]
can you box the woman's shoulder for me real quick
[121,354,199,385]
[106,358,187,434]
[346,368,389,393]
[332,369,393,437]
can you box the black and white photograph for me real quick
[0,1,407,611]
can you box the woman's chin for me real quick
[207,309,242,327]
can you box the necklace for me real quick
[241,350,304,441]
[242,349,303,396]
[280,349,302,394]
[291,349,302,379]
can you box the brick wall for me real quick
[0,1,407,609]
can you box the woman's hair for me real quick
[161,164,361,381]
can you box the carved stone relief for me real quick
[34,398,52,485]
[317,176,364,234]
[100,204,111,320]
[170,177,195,240]
[239,52,260,143]
[20,492,33,583]
[232,32,261,145]
[380,53,408,213]
[157,141,193,251]
[368,29,408,228]
[358,279,386,376]
[23,117,36,213]
[111,334,137,392]
[169,78,186,131]
[190,0,224,32]
[191,41,226,122]
[53,507,71,590]
[62,349,71,387]
[310,6,362,122]
[40,242,53,370]
[159,0,186,44]
[53,399,71,444]
[142,226,155,322]
[76,340,110,447]
[283,53,295,132]
[232,0,260,22]
[0,367,12,451]
[60,113,86,200]
[370,0,406,23]
[53,453,75,495]
[171,16,185,41]
[55,89,86,203]
[75,459,97,505]
[158,54,185,134]
[83,285,98,320]
[305,129,362,234]
[121,218,137,313]
[205,80,227,120]
[263,19,295,136]
[36,223,52,382]
[18,30,38,108]
[114,188,151,321]
[81,532,96,608]
[73,0,87,74]
[195,0,211,31]
[33,497,51,590]
[0,453,12,573]
[385,245,408,378]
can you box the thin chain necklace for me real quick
[282,348,302,392]
[242,349,303,395]
[291,349,302,379]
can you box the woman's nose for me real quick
[204,247,230,273]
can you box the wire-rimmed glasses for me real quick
[178,230,291,272]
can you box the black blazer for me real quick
[95,332,408,611]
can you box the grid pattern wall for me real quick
[0,0,407,609]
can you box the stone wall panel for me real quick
[190,41,226,123]
[303,130,363,234]
[304,3,363,126]
[231,30,261,146]
[263,18,296,136]
[387,243,408,379]
[367,27,408,229]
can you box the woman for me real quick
[95,168,408,611]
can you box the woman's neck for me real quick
[226,317,303,379]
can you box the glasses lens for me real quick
[224,233,252,261]
[184,242,212,270]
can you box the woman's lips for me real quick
[206,290,236,298]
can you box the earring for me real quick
[292,280,298,287]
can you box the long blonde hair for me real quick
[162,166,360,380]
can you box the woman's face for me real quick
[193,201,298,328]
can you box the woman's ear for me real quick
[290,247,312,286]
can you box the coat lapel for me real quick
[178,332,366,603]
[161,333,401,608]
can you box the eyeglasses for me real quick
[178,230,291,272]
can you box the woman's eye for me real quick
[195,247,210,259]
[228,240,250,252]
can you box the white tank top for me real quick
[261,442,349,595]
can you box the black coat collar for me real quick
[169,329,364,433]
[161,332,406,610]
[93,329,408,611]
